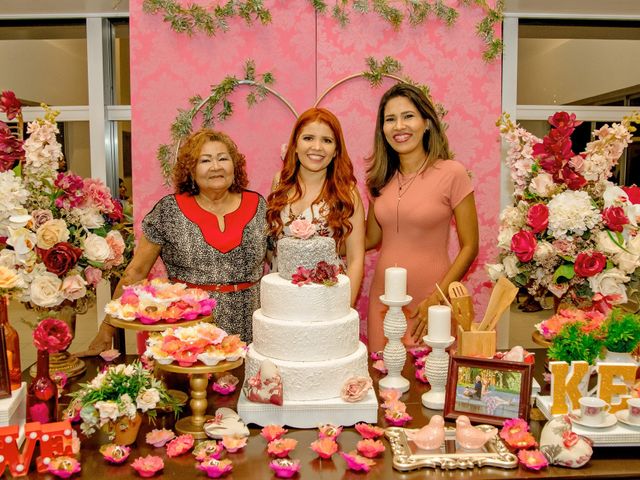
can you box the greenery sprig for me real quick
[548,322,604,365]
[602,309,640,353]
[142,0,271,36]
[158,60,277,180]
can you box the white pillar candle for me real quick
[428,305,451,341]
[384,267,407,301]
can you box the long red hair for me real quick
[267,108,357,248]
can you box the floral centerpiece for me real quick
[69,361,179,441]
[105,278,216,324]
[0,91,132,312]
[487,111,640,309]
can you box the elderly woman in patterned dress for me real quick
[78,129,267,355]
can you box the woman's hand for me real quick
[409,292,441,343]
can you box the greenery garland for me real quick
[158,56,444,181]
[142,0,503,61]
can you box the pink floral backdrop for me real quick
[130,0,502,339]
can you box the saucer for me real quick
[615,410,640,428]
[570,410,617,429]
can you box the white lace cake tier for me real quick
[260,273,350,321]
[277,235,340,280]
[252,308,359,361]
[245,342,370,401]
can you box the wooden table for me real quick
[21,350,640,479]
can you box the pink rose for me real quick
[289,219,316,239]
[84,266,103,286]
[104,230,126,268]
[510,230,537,263]
[529,172,555,197]
[31,209,54,229]
[61,274,87,301]
[602,206,629,232]
[33,318,72,353]
[526,204,548,234]
[574,251,606,277]
[340,376,372,403]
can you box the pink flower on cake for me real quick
[269,458,301,478]
[193,440,224,461]
[289,219,316,239]
[518,449,549,471]
[197,458,233,478]
[356,439,385,458]
[267,438,298,458]
[145,428,175,448]
[165,434,194,457]
[340,451,376,473]
[131,455,164,477]
[310,437,338,459]
[318,423,343,440]
[221,435,247,453]
[261,424,288,442]
[341,376,372,402]
[355,423,385,440]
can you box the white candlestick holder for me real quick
[378,294,412,393]
[421,335,455,410]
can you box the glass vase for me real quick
[0,295,21,391]
[27,349,58,424]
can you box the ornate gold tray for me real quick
[385,426,518,471]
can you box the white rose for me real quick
[0,249,17,268]
[589,268,630,304]
[120,394,137,418]
[626,204,640,227]
[36,219,70,249]
[0,265,19,289]
[136,388,161,412]
[533,241,555,262]
[61,274,87,301]
[497,227,517,250]
[95,401,120,422]
[595,230,623,256]
[614,251,640,274]
[486,263,505,282]
[529,172,555,197]
[29,272,64,308]
[503,255,520,278]
[83,233,111,262]
[6,227,37,256]
[627,234,640,255]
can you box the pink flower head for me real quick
[0,91,21,120]
[384,409,412,427]
[310,437,338,459]
[548,111,582,131]
[0,126,24,172]
[408,346,431,359]
[269,458,301,478]
[518,449,549,471]
[356,439,385,458]
[53,371,68,391]
[99,349,120,362]
[500,418,530,443]
[83,266,103,287]
[47,456,81,478]
[354,423,385,440]
[165,434,194,457]
[193,440,224,461]
[99,444,131,464]
[211,374,239,395]
[145,428,175,448]
[221,435,247,453]
[318,423,343,440]
[372,359,387,374]
[33,318,72,353]
[261,424,288,442]
[291,266,313,286]
[82,177,118,216]
[197,458,233,478]
[369,350,383,361]
[507,431,538,450]
[415,368,429,384]
[341,376,372,402]
[131,455,164,477]
[340,451,376,473]
[267,438,298,458]
[289,218,316,239]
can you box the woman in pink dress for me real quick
[365,83,479,352]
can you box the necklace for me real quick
[396,156,428,233]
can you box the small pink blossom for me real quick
[84,266,103,286]
[340,451,376,473]
[47,456,81,478]
[221,434,247,453]
[193,440,224,461]
[211,374,239,395]
[318,423,342,440]
[269,458,301,478]
[145,428,175,448]
[99,444,131,464]
[196,458,233,478]
[99,348,120,362]
[415,368,429,384]
[267,438,298,458]
[369,350,383,361]
[372,359,387,374]
[384,409,412,427]
[518,449,549,471]
[356,438,385,458]
[131,455,164,477]
[500,418,530,443]
[354,423,385,440]
[261,424,288,442]
[408,346,431,358]
[165,434,194,457]
[341,376,372,402]
[310,437,338,459]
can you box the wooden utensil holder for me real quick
[457,325,496,358]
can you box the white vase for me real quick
[600,349,638,365]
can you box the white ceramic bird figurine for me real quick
[502,345,525,362]
[455,415,497,450]
[406,415,445,450]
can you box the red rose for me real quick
[602,206,629,232]
[39,242,83,276]
[511,230,537,263]
[574,251,606,277]
[0,91,21,120]
[526,204,549,234]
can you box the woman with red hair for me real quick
[267,108,364,304]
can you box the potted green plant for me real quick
[548,322,604,366]
[600,309,640,364]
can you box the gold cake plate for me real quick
[385,426,518,471]
[106,313,213,332]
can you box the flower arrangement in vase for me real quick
[487,111,640,310]
[68,361,179,444]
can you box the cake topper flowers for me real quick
[289,218,317,239]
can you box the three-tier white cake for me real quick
[237,235,378,428]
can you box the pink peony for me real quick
[269,458,301,478]
[289,218,316,239]
[131,455,164,477]
[260,424,288,442]
[340,376,372,402]
[518,449,549,471]
[165,434,194,457]
[104,230,126,268]
[33,318,72,353]
[145,428,175,448]
[354,423,385,440]
[267,438,298,458]
[340,451,376,473]
[310,437,338,459]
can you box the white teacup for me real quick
[578,397,610,426]
[627,398,640,425]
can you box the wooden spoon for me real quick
[448,282,474,331]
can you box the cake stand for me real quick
[105,313,213,332]
[156,359,243,439]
